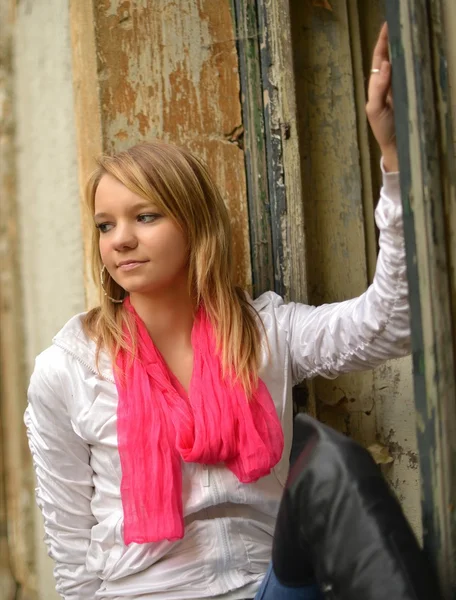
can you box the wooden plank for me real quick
[356,0,385,223]
[231,0,275,296]
[69,0,104,309]
[257,0,315,413]
[355,0,422,537]
[347,0,377,284]
[0,437,16,600]
[77,0,251,292]
[232,0,309,302]
[0,3,16,593]
[256,0,287,298]
[289,0,376,446]
[432,0,456,363]
[386,0,456,594]
[0,0,37,597]
[441,0,456,159]
[233,0,306,301]
[261,0,309,303]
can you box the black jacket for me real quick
[272,414,442,600]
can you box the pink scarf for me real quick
[114,298,284,545]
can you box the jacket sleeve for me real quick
[24,349,101,599]
[285,163,411,385]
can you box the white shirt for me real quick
[25,167,410,600]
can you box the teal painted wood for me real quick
[386,1,456,596]
[231,0,275,297]
[231,0,290,298]
[256,0,287,298]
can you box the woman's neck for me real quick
[129,286,196,348]
[129,284,196,393]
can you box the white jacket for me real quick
[25,167,410,600]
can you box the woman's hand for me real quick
[366,23,399,172]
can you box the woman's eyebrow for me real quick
[94,211,111,221]
[128,201,159,212]
[94,202,159,220]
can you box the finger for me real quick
[367,60,391,115]
[387,91,394,110]
[371,22,389,71]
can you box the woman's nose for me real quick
[111,223,138,251]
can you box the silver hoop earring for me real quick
[100,266,124,304]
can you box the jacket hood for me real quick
[52,312,114,382]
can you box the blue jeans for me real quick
[254,564,323,599]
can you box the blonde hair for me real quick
[83,141,263,395]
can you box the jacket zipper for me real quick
[203,464,210,487]
[55,340,216,491]
[211,469,231,581]
[56,339,234,586]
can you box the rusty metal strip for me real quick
[386,0,456,595]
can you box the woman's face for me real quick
[94,174,189,297]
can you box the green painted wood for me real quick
[231,0,275,296]
[386,1,456,596]
[256,0,286,298]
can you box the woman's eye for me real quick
[95,222,113,233]
[138,213,160,224]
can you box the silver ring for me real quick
[371,68,381,74]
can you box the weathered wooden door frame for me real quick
[231,0,286,298]
[386,1,456,597]
[234,0,456,595]
[231,0,309,303]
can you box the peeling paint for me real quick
[291,0,376,449]
[386,0,456,591]
[90,0,251,288]
[232,0,274,295]
[289,0,424,540]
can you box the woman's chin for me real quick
[122,282,168,297]
[118,273,190,298]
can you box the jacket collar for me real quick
[52,313,115,382]
[51,293,271,385]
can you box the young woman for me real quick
[25,24,410,600]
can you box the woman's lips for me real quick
[117,261,148,271]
